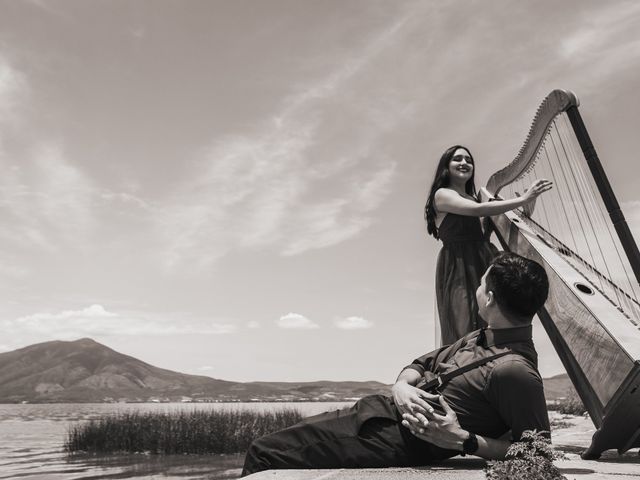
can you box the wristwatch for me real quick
[462,432,479,455]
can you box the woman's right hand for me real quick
[522,179,553,202]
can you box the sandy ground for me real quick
[245,412,640,479]
[551,412,640,479]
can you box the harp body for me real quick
[481,89,640,458]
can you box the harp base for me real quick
[581,364,640,459]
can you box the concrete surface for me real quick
[245,413,640,479]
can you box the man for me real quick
[242,252,550,476]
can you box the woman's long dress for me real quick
[435,213,498,345]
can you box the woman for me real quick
[425,145,552,345]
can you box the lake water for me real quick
[0,402,353,480]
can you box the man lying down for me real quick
[242,252,551,476]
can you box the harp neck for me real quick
[486,89,579,196]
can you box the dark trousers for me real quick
[241,395,454,476]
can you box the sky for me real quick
[1,0,640,383]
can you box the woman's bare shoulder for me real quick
[434,188,458,200]
[435,188,475,202]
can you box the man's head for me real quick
[476,252,549,326]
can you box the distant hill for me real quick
[543,373,576,401]
[0,339,390,403]
[0,338,575,404]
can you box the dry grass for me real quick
[65,408,303,454]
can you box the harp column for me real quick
[566,106,640,287]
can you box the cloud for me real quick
[157,11,416,268]
[558,3,640,83]
[282,162,396,256]
[99,191,152,210]
[130,26,146,39]
[247,321,261,329]
[0,143,98,252]
[0,142,154,259]
[4,304,237,338]
[277,312,319,330]
[560,3,640,57]
[334,316,374,330]
[0,58,108,256]
[0,55,26,124]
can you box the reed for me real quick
[65,408,303,454]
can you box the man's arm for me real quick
[391,368,433,417]
[401,395,511,460]
[487,360,550,441]
[392,336,468,417]
[400,358,549,460]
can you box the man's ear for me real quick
[486,291,494,307]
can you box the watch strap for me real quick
[462,431,479,455]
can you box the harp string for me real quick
[549,127,603,277]
[552,120,618,302]
[532,162,553,232]
[558,114,640,317]
[564,115,640,319]
[506,113,640,324]
[541,139,581,255]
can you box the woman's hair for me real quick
[424,145,477,239]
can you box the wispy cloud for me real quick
[334,316,373,330]
[158,10,418,268]
[0,142,97,252]
[560,3,640,57]
[277,312,319,330]
[4,304,237,338]
[282,161,396,256]
[558,2,640,83]
[0,56,25,124]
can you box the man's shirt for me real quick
[403,325,550,441]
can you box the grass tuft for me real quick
[65,408,303,455]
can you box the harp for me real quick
[480,89,640,459]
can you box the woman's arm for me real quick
[435,179,552,217]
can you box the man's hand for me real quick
[401,394,468,451]
[391,381,437,417]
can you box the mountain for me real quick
[0,339,390,403]
[542,373,577,401]
[0,338,574,403]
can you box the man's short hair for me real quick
[486,252,549,319]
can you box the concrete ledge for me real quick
[245,453,640,480]
[245,415,640,479]
[245,458,487,479]
[245,457,487,480]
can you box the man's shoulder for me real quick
[489,354,542,384]
[459,329,483,345]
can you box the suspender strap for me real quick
[419,350,514,392]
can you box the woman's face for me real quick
[448,148,474,182]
